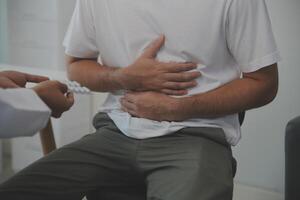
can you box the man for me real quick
[0,70,74,138]
[0,0,280,199]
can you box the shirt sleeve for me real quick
[63,0,99,58]
[0,89,51,138]
[226,0,281,73]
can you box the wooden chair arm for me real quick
[39,120,56,155]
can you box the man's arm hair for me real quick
[66,36,201,95]
[66,56,123,92]
[175,64,278,119]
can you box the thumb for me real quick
[25,74,49,83]
[55,81,68,94]
[141,35,165,59]
[66,92,75,108]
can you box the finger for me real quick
[164,63,198,73]
[161,89,188,96]
[122,105,139,118]
[25,74,49,83]
[55,81,68,94]
[141,35,165,59]
[120,98,137,111]
[120,101,134,115]
[125,90,139,95]
[164,81,198,90]
[52,112,62,119]
[56,94,74,114]
[124,93,137,103]
[164,71,201,82]
[65,92,75,108]
[55,93,74,116]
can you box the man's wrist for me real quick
[167,97,189,122]
[170,96,197,121]
[105,67,126,90]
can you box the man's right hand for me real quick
[33,81,74,118]
[117,35,201,96]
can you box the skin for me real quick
[121,64,278,121]
[66,35,201,96]
[0,70,49,88]
[66,35,278,122]
[32,81,74,118]
[0,71,74,118]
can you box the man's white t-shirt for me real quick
[64,0,281,145]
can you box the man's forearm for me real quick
[66,36,202,95]
[67,59,123,92]
[175,65,278,120]
[121,64,278,122]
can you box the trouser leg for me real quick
[0,112,234,200]
[86,185,147,200]
[0,117,141,200]
[139,127,233,200]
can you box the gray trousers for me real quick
[0,113,233,200]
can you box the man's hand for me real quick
[121,91,181,122]
[121,64,279,121]
[116,35,201,96]
[33,81,74,118]
[0,70,49,88]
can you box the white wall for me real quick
[233,0,300,194]
[56,0,76,69]
[4,0,76,70]
[0,0,8,62]
[0,0,7,174]
[6,0,59,69]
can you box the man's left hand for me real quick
[0,70,49,88]
[120,91,181,122]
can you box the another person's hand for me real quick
[33,81,74,118]
[0,70,49,88]
[117,35,201,96]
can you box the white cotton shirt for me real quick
[0,88,51,138]
[64,0,281,145]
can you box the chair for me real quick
[39,120,56,155]
[285,116,300,200]
[231,111,245,177]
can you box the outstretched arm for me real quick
[0,70,49,88]
[121,64,278,121]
